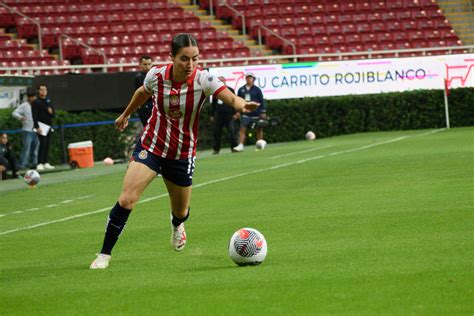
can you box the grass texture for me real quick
[1,127,473,315]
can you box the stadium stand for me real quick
[0,0,471,74]
[208,0,464,59]
[0,0,251,73]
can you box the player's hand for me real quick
[242,101,259,113]
[36,128,43,135]
[115,114,129,132]
[209,116,214,123]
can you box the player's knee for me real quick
[118,192,139,209]
[172,206,189,219]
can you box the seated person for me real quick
[0,133,19,180]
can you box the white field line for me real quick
[0,129,445,236]
[0,195,94,218]
[270,144,333,159]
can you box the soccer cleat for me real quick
[36,163,44,171]
[89,253,111,269]
[44,163,55,170]
[171,221,187,251]
[232,143,244,152]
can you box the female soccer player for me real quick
[90,33,259,269]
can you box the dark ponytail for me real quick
[170,33,198,56]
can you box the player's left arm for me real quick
[216,88,259,113]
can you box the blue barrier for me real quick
[0,117,140,134]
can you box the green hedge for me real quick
[201,87,473,145]
[1,88,473,164]
[0,110,137,165]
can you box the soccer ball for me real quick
[255,139,267,150]
[24,169,40,186]
[228,228,267,266]
[305,131,316,141]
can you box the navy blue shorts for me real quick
[132,142,195,187]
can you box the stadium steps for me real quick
[446,12,474,44]
[0,28,15,40]
[437,0,473,12]
[175,1,272,57]
[437,0,474,44]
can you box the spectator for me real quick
[135,55,154,127]
[12,89,39,169]
[32,84,55,171]
[233,72,266,152]
[0,133,19,180]
[210,76,239,154]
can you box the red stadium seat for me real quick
[111,25,127,35]
[341,2,356,13]
[356,22,371,33]
[297,36,314,47]
[330,34,346,45]
[296,25,311,37]
[294,5,310,17]
[107,13,121,24]
[353,13,368,23]
[279,17,294,28]
[371,1,388,12]
[136,12,153,22]
[356,2,371,13]
[361,33,377,44]
[341,23,356,34]
[346,34,361,44]
[323,15,339,25]
[123,3,139,12]
[145,34,159,44]
[326,24,341,35]
[393,32,409,42]
[338,15,353,24]
[280,27,296,38]
[376,32,394,43]
[386,21,402,32]
[311,25,326,35]
[132,34,146,45]
[294,16,309,26]
[279,6,294,16]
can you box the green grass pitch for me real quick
[1,127,473,315]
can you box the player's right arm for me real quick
[115,86,152,131]
[116,67,158,131]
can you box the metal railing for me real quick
[1,45,473,75]
[58,34,107,71]
[221,2,246,35]
[257,26,296,61]
[0,2,43,55]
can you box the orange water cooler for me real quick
[68,141,94,168]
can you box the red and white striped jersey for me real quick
[141,64,226,159]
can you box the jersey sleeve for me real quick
[143,67,159,93]
[201,71,226,97]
